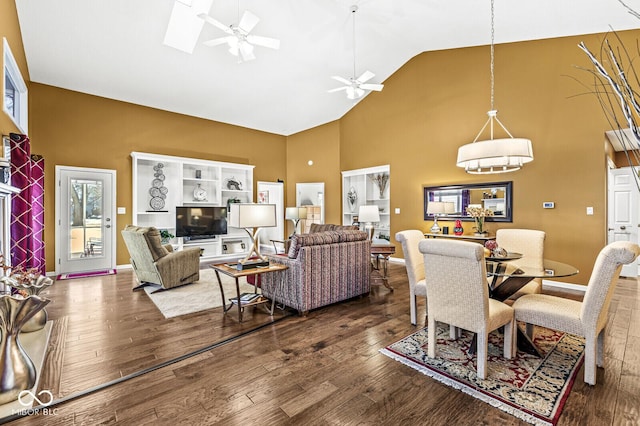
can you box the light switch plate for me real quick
[395,208,400,214]
[117,207,126,215]
[586,206,594,215]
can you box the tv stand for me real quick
[131,152,255,262]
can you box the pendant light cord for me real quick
[352,5,358,80]
[490,0,495,112]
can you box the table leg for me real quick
[381,254,393,291]
[214,270,232,313]
[269,270,285,315]
[234,276,243,322]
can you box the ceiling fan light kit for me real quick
[456,0,533,174]
[329,5,384,100]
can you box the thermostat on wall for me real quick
[542,202,555,209]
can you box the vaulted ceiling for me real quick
[14,0,640,136]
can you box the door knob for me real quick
[621,226,627,230]
[105,225,111,229]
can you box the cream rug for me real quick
[144,268,258,318]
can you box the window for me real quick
[3,38,28,133]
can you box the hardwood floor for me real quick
[3,264,640,425]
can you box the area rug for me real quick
[143,268,257,318]
[380,324,585,426]
[56,268,117,280]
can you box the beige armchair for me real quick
[513,240,640,385]
[419,238,515,380]
[496,228,545,302]
[395,230,427,325]
[121,225,201,293]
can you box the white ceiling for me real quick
[14,0,640,136]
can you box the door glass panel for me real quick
[68,178,103,260]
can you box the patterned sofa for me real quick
[261,229,371,315]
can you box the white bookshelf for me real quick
[131,152,255,261]
[341,165,391,241]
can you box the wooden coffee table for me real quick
[371,243,396,291]
[209,262,288,322]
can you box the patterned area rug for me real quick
[144,268,257,318]
[380,324,584,426]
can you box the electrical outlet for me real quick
[542,202,554,209]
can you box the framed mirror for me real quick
[423,181,513,222]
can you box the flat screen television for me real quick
[176,206,227,239]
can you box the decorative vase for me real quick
[347,187,358,212]
[0,274,53,333]
[0,295,50,405]
[453,220,464,236]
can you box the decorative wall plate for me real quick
[149,197,165,210]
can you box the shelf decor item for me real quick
[466,206,494,236]
[454,220,464,236]
[149,163,168,211]
[193,183,207,201]
[369,173,389,198]
[225,177,242,190]
[0,294,50,404]
[347,187,358,212]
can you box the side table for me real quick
[209,262,288,322]
[371,243,396,291]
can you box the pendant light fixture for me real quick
[456,0,533,174]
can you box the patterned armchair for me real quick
[261,230,371,315]
[121,225,200,293]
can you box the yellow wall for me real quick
[0,0,29,134]
[287,31,640,285]
[29,84,286,266]
[4,1,640,284]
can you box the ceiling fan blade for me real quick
[356,70,375,84]
[203,36,233,47]
[238,10,260,33]
[198,13,233,35]
[331,75,352,86]
[246,35,280,50]
[360,83,384,92]
[239,41,256,61]
[328,87,348,93]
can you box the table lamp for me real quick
[285,207,307,237]
[427,201,454,233]
[229,203,277,269]
[358,205,380,240]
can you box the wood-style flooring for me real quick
[3,263,640,425]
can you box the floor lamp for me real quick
[285,207,307,237]
[358,205,380,240]
[229,203,277,269]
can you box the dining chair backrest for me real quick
[495,229,545,269]
[581,241,640,331]
[419,238,488,330]
[395,230,425,290]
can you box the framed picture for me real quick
[258,190,269,204]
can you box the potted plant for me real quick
[160,229,174,244]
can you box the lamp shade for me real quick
[427,201,454,215]
[456,138,533,174]
[285,207,308,221]
[229,203,277,228]
[358,205,380,223]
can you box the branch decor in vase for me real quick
[369,173,389,199]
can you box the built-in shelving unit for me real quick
[131,152,255,262]
[342,165,390,241]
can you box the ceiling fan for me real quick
[329,5,384,100]
[198,9,280,62]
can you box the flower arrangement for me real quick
[465,206,494,235]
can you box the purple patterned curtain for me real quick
[9,133,45,274]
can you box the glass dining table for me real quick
[484,257,579,356]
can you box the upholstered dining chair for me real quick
[419,238,515,380]
[512,241,640,385]
[495,228,545,302]
[395,230,427,325]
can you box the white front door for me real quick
[55,166,116,275]
[607,166,639,277]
